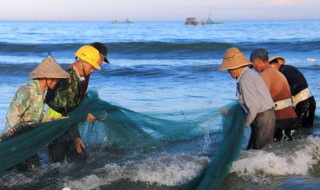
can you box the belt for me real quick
[292,88,312,107]
[274,98,292,111]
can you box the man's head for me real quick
[220,47,252,78]
[250,48,269,73]
[268,56,285,70]
[29,55,70,89]
[90,42,110,65]
[269,56,285,65]
[75,45,101,76]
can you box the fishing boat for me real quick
[204,17,224,25]
[185,17,204,26]
[185,16,223,26]
[123,18,134,24]
[112,18,134,24]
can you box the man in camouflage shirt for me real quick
[45,45,107,163]
[6,80,46,130]
[6,55,69,133]
[5,55,69,170]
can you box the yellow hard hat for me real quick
[75,45,101,70]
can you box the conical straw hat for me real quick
[220,47,252,70]
[269,56,285,65]
[29,55,70,79]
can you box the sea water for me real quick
[0,20,319,189]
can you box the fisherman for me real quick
[69,42,110,95]
[220,47,275,149]
[45,43,110,163]
[250,48,298,141]
[269,56,316,128]
[5,55,69,170]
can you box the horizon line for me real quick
[0,18,320,22]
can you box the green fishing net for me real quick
[0,90,246,189]
[177,101,246,190]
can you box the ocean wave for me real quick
[0,62,219,78]
[230,136,320,183]
[101,64,218,78]
[1,41,320,59]
[0,63,70,77]
[1,59,319,79]
[63,153,209,190]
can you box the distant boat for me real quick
[204,17,224,25]
[123,18,134,24]
[112,18,134,24]
[185,17,204,26]
[112,19,119,24]
[185,16,223,26]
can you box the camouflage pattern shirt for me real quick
[45,67,85,116]
[6,80,45,130]
[45,67,85,141]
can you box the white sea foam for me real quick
[65,174,101,190]
[128,154,209,186]
[231,136,320,181]
[64,153,209,189]
[307,58,316,62]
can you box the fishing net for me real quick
[0,165,62,190]
[177,101,246,190]
[0,90,246,189]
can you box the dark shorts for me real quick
[274,118,298,141]
[295,96,316,128]
[248,109,276,150]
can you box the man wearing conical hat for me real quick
[220,47,275,150]
[6,55,69,132]
[45,45,106,163]
[250,49,298,141]
[5,55,69,171]
[269,56,316,128]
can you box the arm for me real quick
[45,70,84,116]
[240,76,261,125]
[45,78,71,116]
[6,88,32,130]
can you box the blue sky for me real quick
[1,0,320,21]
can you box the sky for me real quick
[1,0,320,21]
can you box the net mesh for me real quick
[0,165,62,190]
[0,90,246,189]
